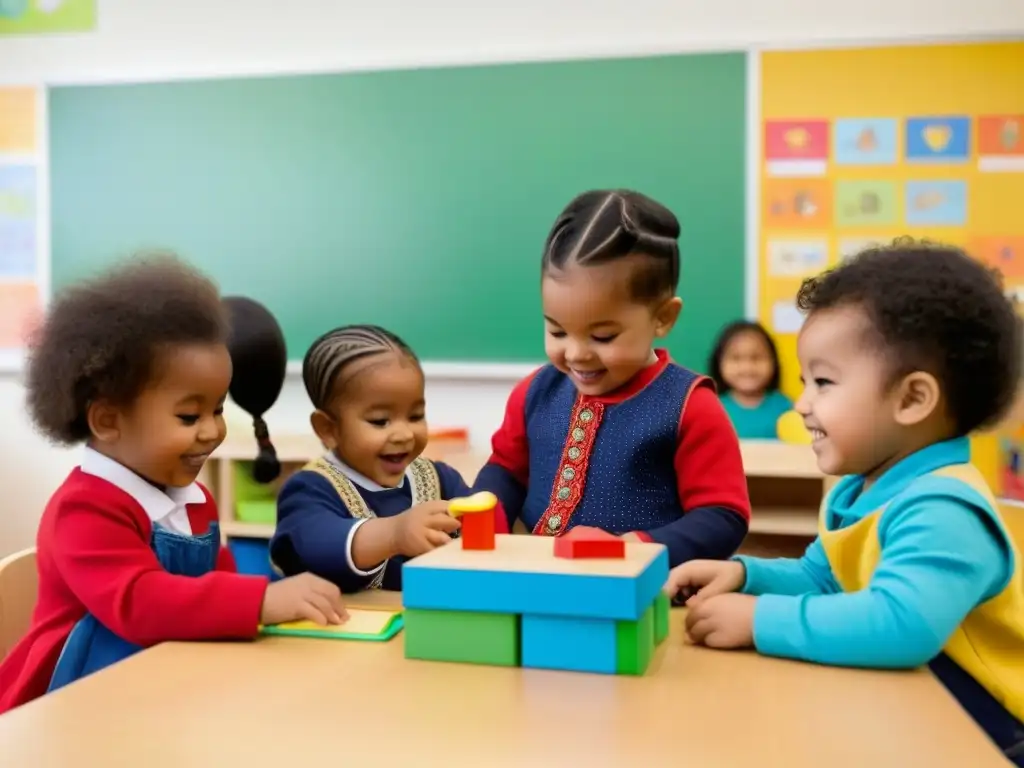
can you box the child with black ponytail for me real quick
[223,296,287,483]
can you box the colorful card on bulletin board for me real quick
[977,115,1024,172]
[834,180,897,227]
[973,236,1024,282]
[758,41,1024,399]
[0,87,37,153]
[904,180,968,227]
[762,178,832,228]
[0,0,95,35]
[766,238,828,278]
[0,164,37,279]
[764,119,829,176]
[833,118,898,166]
[905,116,971,164]
[260,608,404,642]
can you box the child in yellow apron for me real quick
[663,240,1024,764]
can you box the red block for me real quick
[553,526,626,559]
[461,510,496,550]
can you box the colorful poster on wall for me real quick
[757,41,1024,386]
[0,86,44,370]
[0,0,94,35]
[757,40,1024,493]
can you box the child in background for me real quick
[0,255,347,715]
[709,320,792,439]
[270,325,507,592]
[475,189,750,567]
[663,240,1024,764]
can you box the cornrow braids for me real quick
[302,324,418,411]
[541,189,681,303]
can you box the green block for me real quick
[404,609,519,667]
[616,603,655,675]
[654,592,670,645]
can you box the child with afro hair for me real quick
[0,254,347,715]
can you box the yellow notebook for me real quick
[260,608,404,641]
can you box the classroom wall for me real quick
[1,0,1021,555]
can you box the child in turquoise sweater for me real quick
[709,321,792,439]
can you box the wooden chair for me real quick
[0,548,38,660]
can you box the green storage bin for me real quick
[234,462,278,524]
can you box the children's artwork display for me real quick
[0,86,45,370]
[757,42,1024,402]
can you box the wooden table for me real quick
[0,593,1005,767]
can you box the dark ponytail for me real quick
[223,297,287,483]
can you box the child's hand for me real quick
[663,559,746,605]
[684,594,756,649]
[260,573,349,627]
[389,500,461,557]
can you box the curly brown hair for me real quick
[25,253,229,445]
[796,237,1020,436]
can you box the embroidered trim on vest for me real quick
[533,396,605,536]
[305,456,444,588]
[406,457,442,505]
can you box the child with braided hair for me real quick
[270,325,507,592]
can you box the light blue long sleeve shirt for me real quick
[735,437,1014,669]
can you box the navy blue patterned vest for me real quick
[521,362,705,536]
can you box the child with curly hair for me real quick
[0,255,347,714]
[664,240,1024,763]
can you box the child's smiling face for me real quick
[541,258,680,396]
[720,329,776,399]
[794,305,917,480]
[312,352,429,487]
[92,343,231,488]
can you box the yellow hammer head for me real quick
[449,491,498,518]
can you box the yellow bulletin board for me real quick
[756,40,1024,491]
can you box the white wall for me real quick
[1,0,1021,555]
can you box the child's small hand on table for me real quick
[261,572,349,627]
[684,594,756,650]
[663,559,746,605]
[389,500,461,557]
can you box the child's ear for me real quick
[87,400,122,443]
[310,409,339,450]
[893,371,941,427]
[653,296,683,337]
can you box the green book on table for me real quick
[260,608,404,641]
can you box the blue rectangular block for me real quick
[521,614,616,674]
[402,535,669,621]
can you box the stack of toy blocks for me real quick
[403,507,671,676]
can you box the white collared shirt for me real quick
[323,452,413,577]
[80,447,206,536]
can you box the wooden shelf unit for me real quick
[203,436,830,555]
[738,440,832,557]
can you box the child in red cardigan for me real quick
[0,255,346,715]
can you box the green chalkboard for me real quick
[49,52,746,368]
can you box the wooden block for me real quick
[521,614,617,674]
[461,510,495,550]
[553,526,625,560]
[403,535,668,621]
[616,603,655,675]
[404,609,519,667]
[653,592,670,645]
